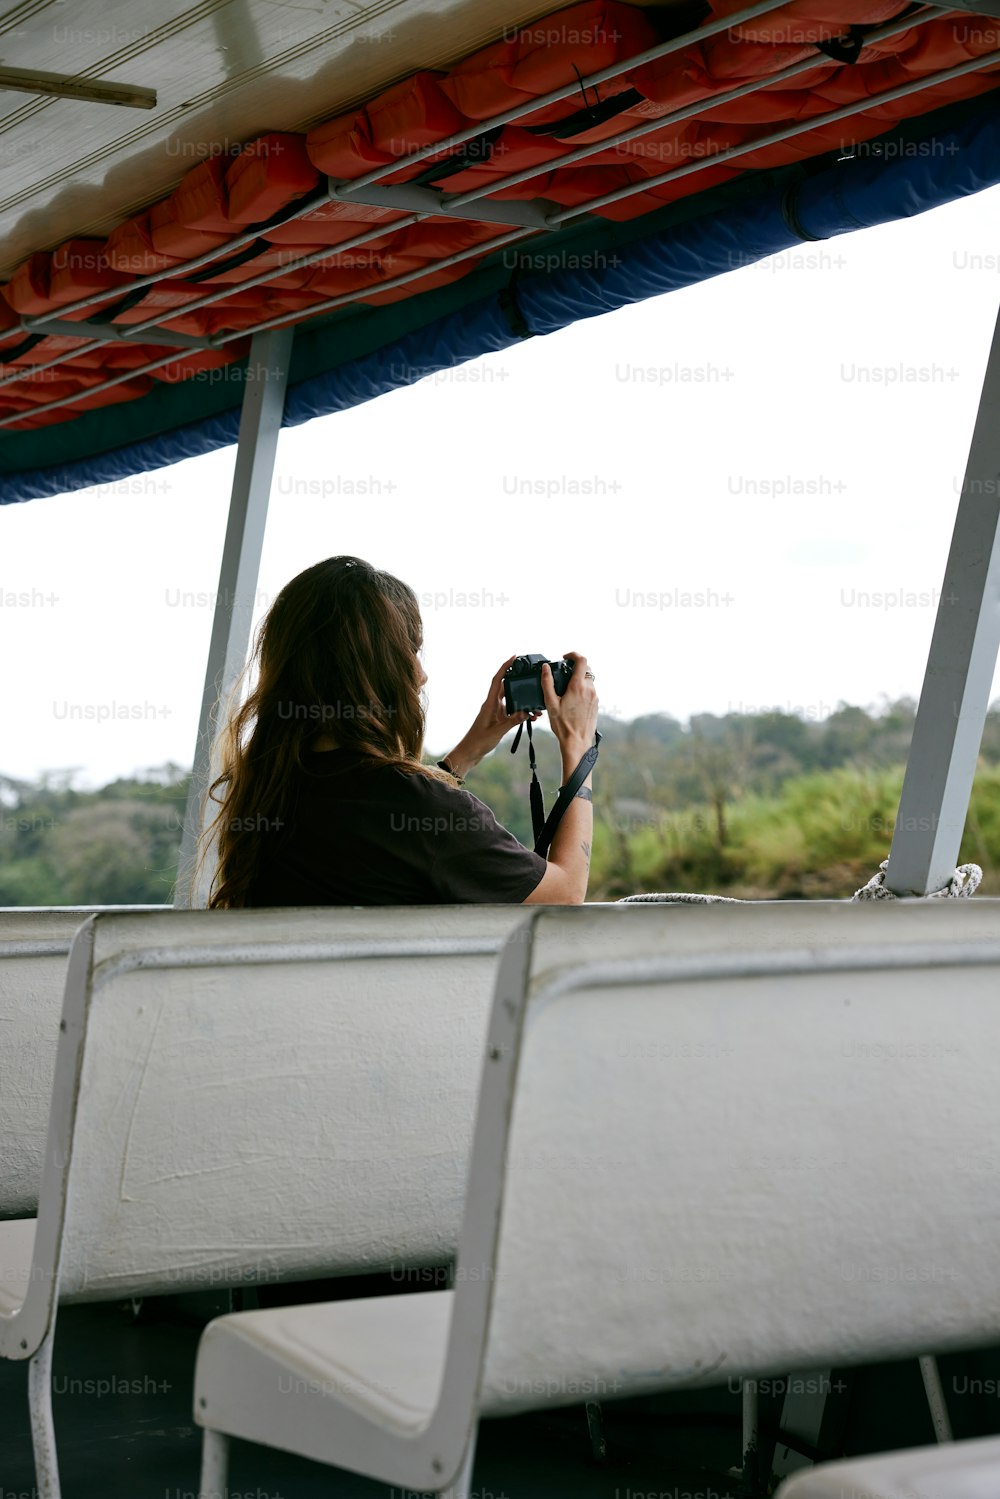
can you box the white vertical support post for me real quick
[918,1355,954,1444]
[173,327,293,906]
[884,300,1000,895]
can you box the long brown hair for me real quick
[201,556,441,908]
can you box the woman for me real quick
[202,556,598,907]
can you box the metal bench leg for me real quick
[739,1384,759,1494]
[918,1355,954,1443]
[28,1331,61,1499]
[585,1399,607,1461]
[199,1428,230,1499]
[439,1431,478,1499]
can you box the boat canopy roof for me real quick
[1,0,999,504]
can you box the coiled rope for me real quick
[850,860,982,900]
[616,862,983,903]
[617,892,747,904]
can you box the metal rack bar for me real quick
[0,8,990,408]
[0,347,217,428]
[547,47,1000,221]
[65,8,954,338]
[0,228,534,423]
[13,0,796,327]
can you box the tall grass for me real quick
[591,764,1000,900]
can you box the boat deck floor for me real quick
[5,1285,1000,1499]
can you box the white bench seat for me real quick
[204,1293,456,1444]
[775,1434,1000,1498]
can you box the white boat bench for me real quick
[774,1432,1000,1497]
[190,902,1000,1499]
[0,904,532,1289]
[5,898,1000,1497]
[1,902,541,1499]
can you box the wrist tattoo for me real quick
[574,786,593,802]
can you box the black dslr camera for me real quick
[504,654,573,714]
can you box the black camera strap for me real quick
[510,719,546,844]
[511,721,601,858]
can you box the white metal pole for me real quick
[918,1355,954,1443]
[172,327,293,907]
[884,300,1000,895]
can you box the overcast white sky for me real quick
[3,180,1000,788]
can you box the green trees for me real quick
[0,765,187,906]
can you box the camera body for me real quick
[504,654,573,714]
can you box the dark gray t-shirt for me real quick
[247,750,547,906]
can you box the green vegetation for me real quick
[3,699,1000,904]
[0,765,188,906]
[588,764,1000,900]
[466,698,1000,899]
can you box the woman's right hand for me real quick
[541,652,599,767]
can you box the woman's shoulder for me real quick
[379,766,500,829]
[392,766,483,806]
[301,751,479,805]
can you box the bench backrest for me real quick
[439,904,1000,1414]
[5,897,999,1221]
[9,898,1000,1359]
[22,905,528,1324]
[0,907,163,1218]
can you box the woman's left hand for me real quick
[442,656,540,779]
